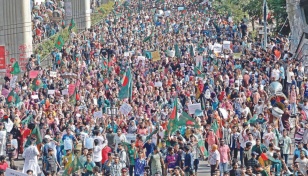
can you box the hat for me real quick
[194,109,204,117]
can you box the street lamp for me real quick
[107,105,118,118]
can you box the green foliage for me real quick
[36,1,115,60]
[267,0,289,34]
[243,0,262,19]
[213,0,248,23]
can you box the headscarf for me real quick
[212,144,218,152]
[127,120,137,134]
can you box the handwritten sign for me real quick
[5,168,28,176]
[188,103,202,115]
[63,138,73,150]
[68,84,76,96]
[10,76,17,88]
[29,70,39,78]
[93,111,103,118]
[126,134,136,143]
[50,71,57,77]
[222,41,231,50]
[152,51,160,61]
[85,137,94,149]
[154,81,162,87]
[119,103,132,115]
[62,89,68,95]
[48,90,55,95]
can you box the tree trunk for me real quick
[252,19,255,31]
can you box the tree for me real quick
[243,0,263,31]
[267,0,290,35]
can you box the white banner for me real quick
[222,41,231,50]
[188,103,202,115]
[119,103,132,115]
[10,76,18,88]
[93,111,103,118]
[126,134,136,143]
[5,168,28,176]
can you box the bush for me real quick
[36,0,115,61]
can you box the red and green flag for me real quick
[21,114,33,125]
[11,62,21,75]
[63,155,83,176]
[211,120,219,133]
[6,90,21,107]
[70,88,77,105]
[68,18,75,31]
[55,35,64,50]
[194,63,204,77]
[24,125,42,148]
[198,140,208,157]
[31,78,44,91]
[119,68,132,100]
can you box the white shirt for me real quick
[93,145,103,162]
[271,69,280,81]
[286,70,294,83]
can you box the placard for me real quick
[154,81,162,87]
[178,7,185,11]
[188,103,202,115]
[31,95,39,99]
[10,76,18,88]
[213,43,222,53]
[5,168,28,176]
[164,10,171,17]
[126,134,136,143]
[50,71,57,77]
[233,53,241,59]
[62,89,68,95]
[29,70,39,78]
[152,51,160,61]
[1,88,9,98]
[124,52,130,57]
[93,111,103,118]
[85,137,94,149]
[222,41,231,50]
[119,103,132,115]
[48,90,55,94]
[63,138,73,150]
[137,56,146,66]
[78,105,87,110]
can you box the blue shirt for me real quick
[184,153,194,172]
[135,158,147,176]
[143,142,155,157]
[294,148,308,158]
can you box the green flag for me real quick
[6,90,21,107]
[198,140,208,157]
[144,126,159,143]
[68,18,75,31]
[63,155,83,176]
[174,44,181,58]
[194,65,204,77]
[11,62,21,75]
[31,78,44,91]
[21,115,33,125]
[247,114,258,124]
[179,112,200,128]
[144,51,152,59]
[70,88,77,105]
[24,125,42,148]
[55,35,64,50]
[190,45,195,57]
[118,68,132,100]
[143,32,154,43]
[211,120,219,133]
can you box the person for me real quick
[209,144,220,175]
[7,133,18,169]
[271,153,282,176]
[102,152,113,175]
[135,151,147,176]
[183,146,194,176]
[229,162,241,176]
[93,139,103,169]
[26,170,34,176]
[118,143,127,168]
[165,147,179,174]
[147,146,164,176]
[83,153,96,176]
[0,156,8,171]
[218,139,231,175]
[0,123,6,156]
[43,148,60,176]
[252,138,268,158]
[143,138,156,158]
[295,151,308,175]
[110,155,124,176]
[280,129,292,164]
[247,152,259,173]
[22,137,41,175]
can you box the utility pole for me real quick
[263,0,267,49]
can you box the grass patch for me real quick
[35,0,115,60]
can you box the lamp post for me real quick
[107,105,118,118]
[263,0,268,49]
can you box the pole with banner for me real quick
[263,0,267,49]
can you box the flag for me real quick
[70,88,77,105]
[144,51,152,59]
[119,68,132,99]
[190,45,194,57]
[179,112,200,128]
[198,140,208,157]
[101,57,109,71]
[211,120,219,133]
[61,20,66,29]
[31,78,43,91]
[55,35,64,50]
[247,114,258,124]
[195,85,201,99]
[11,62,21,75]
[194,65,203,77]
[6,90,21,107]
[143,32,154,43]
[170,98,178,120]
[21,115,33,125]
[68,18,75,31]
[144,127,159,143]
[174,44,181,58]
[24,125,42,148]
[63,155,83,176]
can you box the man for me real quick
[110,155,124,176]
[118,143,127,168]
[280,129,292,164]
[229,162,241,176]
[22,137,40,175]
[295,151,308,175]
[114,129,127,153]
[143,138,156,158]
[262,126,275,147]
[254,163,269,176]
[79,148,88,166]
[127,140,136,176]
[247,152,259,173]
[218,139,231,175]
[293,142,308,164]
[209,145,220,175]
[83,153,96,176]
[43,148,60,176]
[183,146,194,176]
[251,138,267,159]
[147,146,164,176]
[230,126,240,161]
[102,153,113,175]
[244,142,252,167]
[271,153,282,176]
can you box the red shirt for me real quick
[101,146,111,164]
[0,162,8,171]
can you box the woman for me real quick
[127,120,137,134]
[289,84,297,115]
[137,121,148,135]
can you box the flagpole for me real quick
[263,0,267,49]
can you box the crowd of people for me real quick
[1,0,307,175]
